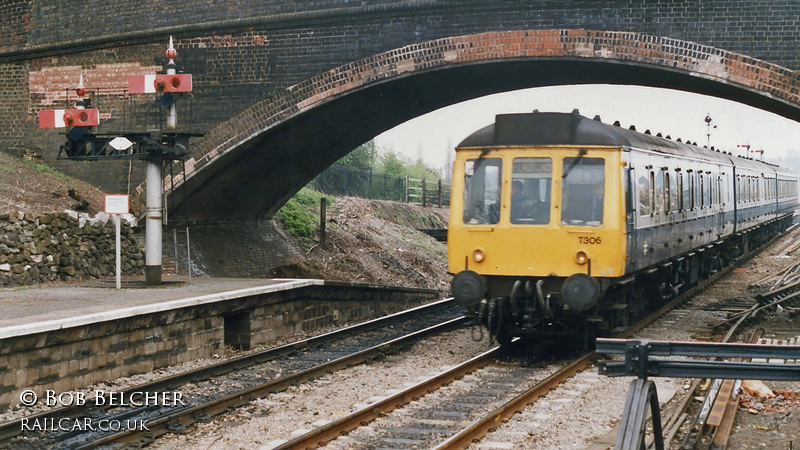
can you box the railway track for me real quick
[6,228,793,449]
[0,298,465,449]
[274,253,748,449]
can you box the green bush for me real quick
[274,188,334,249]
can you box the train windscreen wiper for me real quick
[562,148,588,179]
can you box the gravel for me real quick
[6,232,797,449]
[149,328,494,449]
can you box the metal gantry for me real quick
[596,338,800,450]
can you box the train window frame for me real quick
[654,170,664,214]
[638,172,651,217]
[510,157,552,225]
[664,171,671,212]
[649,171,655,215]
[676,170,684,211]
[560,156,605,226]
[699,173,705,208]
[462,157,502,225]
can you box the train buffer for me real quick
[595,338,800,450]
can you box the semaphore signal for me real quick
[38,74,100,129]
[39,37,201,285]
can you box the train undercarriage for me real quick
[465,215,793,348]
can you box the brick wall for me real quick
[2,1,800,212]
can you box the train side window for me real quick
[664,172,671,212]
[695,173,702,208]
[702,174,710,207]
[654,170,664,213]
[511,158,552,225]
[688,173,695,209]
[561,157,605,226]
[738,175,743,204]
[699,174,705,207]
[463,158,502,225]
[682,173,690,210]
[638,174,650,216]
[649,171,655,213]
[676,171,684,211]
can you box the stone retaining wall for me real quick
[0,282,436,411]
[0,210,143,287]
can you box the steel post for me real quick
[145,158,163,284]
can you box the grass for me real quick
[274,188,335,250]
[30,162,71,181]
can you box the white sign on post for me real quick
[104,195,129,289]
[104,194,129,215]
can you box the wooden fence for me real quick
[405,176,450,207]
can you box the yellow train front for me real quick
[449,110,797,347]
[449,111,627,346]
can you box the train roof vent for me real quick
[657,132,663,137]
[677,138,682,142]
[593,115,601,121]
[629,125,636,131]
[644,129,651,135]
[572,108,580,114]
[613,120,621,127]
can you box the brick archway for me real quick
[163,29,800,221]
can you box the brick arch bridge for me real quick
[3,1,800,222]
[164,29,800,221]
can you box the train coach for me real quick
[448,110,797,347]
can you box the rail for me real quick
[0,298,459,446]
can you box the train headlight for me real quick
[561,273,600,312]
[575,251,588,265]
[472,249,485,263]
[452,270,485,306]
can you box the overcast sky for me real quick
[374,84,800,176]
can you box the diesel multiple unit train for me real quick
[448,110,797,346]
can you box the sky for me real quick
[374,84,800,177]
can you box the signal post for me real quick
[40,37,197,285]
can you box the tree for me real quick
[336,140,376,170]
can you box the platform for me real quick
[0,277,319,339]
[0,277,439,411]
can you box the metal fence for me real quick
[312,164,450,207]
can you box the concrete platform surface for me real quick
[0,277,322,339]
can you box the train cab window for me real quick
[561,157,604,226]
[511,158,552,225]
[463,158,502,225]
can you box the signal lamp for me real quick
[575,251,588,265]
[472,249,485,263]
